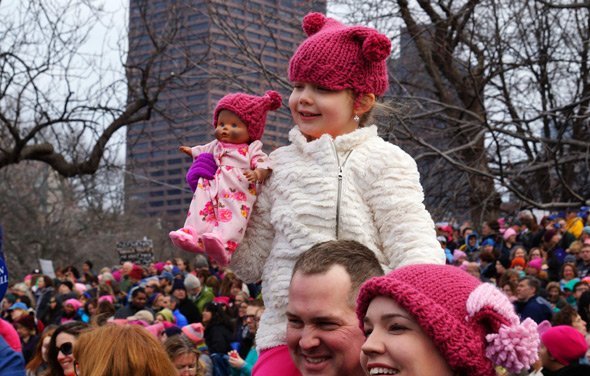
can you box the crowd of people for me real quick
[0,208,589,375]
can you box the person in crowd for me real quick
[45,321,88,376]
[500,279,518,303]
[539,325,590,375]
[172,279,202,324]
[230,11,444,375]
[228,299,264,376]
[181,323,212,374]
[515,276,553,324]
[54,281,77,307]
[577,243,590,278]
[578,290,590,332]
[113,286,153,320]
[59,299,82,324]
[551,305,587,336]
[545,281,568,311]
[169,296,189,327]
[12,314,38,364]
[0,334,25,376]
[229,292,250,358]
[39,296,61,327]
[357,264,539,376]
[165,334,207,376]
[202,301,233,376]
[34,276,55,325]
[159,271,175,296]
[286,240,384,376]
[560,262,579,290]
[25,325,56,376]
[73,324,178,376]
[185,274,214,314]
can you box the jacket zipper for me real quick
[332,141,353,239]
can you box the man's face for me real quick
[581,247,590,262]
[516,280,535,301]
[286,266,365,376]
[575,283,589,300]
[131,292,147,309]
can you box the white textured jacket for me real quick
[230,125,444,351]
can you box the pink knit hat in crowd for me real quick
[213,90,282,142]
[541,325,588,365]
[357,264,539,375]
[288,12,391,97]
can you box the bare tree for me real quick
[330,0,590,224]
[0,0,201,177]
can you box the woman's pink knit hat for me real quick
[213,90,282,141]
[289,12,391,96]
[357,264,539,375]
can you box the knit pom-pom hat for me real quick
[213,90,282,142]
[357,264,539,376]
[288,12,391,97]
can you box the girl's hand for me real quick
[228,350,245,368]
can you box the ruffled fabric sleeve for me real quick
[362,143,445,268]
[247,140,272,170]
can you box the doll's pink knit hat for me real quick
[357,264,539,375]
[213,90,282,142]
[289,12,391,96]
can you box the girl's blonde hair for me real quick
[73,324,177,376]
[164,335,206,376]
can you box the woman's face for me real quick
[55,332,77,375]
[502,284,514,297]
[361,296,454,376]
[547,287,560,302]
[238,302,248,318]
[514,248,526,259]
[202,309,212,324]
[529,249,541,259]
[174,352,197,376]
[563,265,575,280]
[37,277,46,289]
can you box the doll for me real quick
[169,91,281,266]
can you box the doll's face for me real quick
[215,110,250,144]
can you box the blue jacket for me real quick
[0,336,25,376]
[514,295,553,324]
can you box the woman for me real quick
[44,321,89,376]
[546,281,568,311]
[357,264,539,376]
[560,262,579,290]
[202,302,233,376]
[164,335,206,376]
[25,325,57,376]
[73,324,178,376]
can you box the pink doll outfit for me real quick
[169,139,270,264]
[170,91,281,266]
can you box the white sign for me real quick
[39,259,56,278]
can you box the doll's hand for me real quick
[179,146,192,157]
[244,168,271,183]
[186,153,218,192]
[243,170,258,183]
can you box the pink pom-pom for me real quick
[265,90,282,111]
[485,318,539,374]
[362,32,391,62]
[302,12,326,36]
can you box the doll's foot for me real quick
[169,228,204,253]
[202,233,231,267]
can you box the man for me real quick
[285,240,384,376]
[184,274,214,314]
[114,287,153,319]
[576,243,590,278]
[158,271,174,295]
[514,277,553,324]
[539,325,590,375]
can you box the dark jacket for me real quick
[204,323,234,354]
[514,295,553,324]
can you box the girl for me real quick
[357,264,539,376]
[169,91,281,266]
[229,12,444,374]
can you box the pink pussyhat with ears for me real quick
[357,264,539,376]
[289,12,391,97]
[213,90,282,142]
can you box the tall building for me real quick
[125,0,326,226]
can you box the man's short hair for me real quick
[292,240,384,307]
[574,281,589,293]
[521,276,540,294]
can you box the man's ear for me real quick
[355,93,376,115]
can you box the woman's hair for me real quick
[38,275,54,288]
[204,276,220,296]
[218,272,237,297]
[90,300,115,327]
[552,305,579,327]
[164,335,205,376]
[73,324,177,376]
[560,262,578,279]
[45,321,89,376]
[26,324,57,373]
[203,302,232,330]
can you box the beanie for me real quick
[157,308,176,324]
[64,298,83,311]
[182,323,205,346]
[129,264,143,281]
[172,278,186,292]
[213,90,282,142]
[289,12,391,97]
[503,228,517,241]
[184,274,201,291]
[541,325,587,365]
[511,257,527,269]
[527,258,543,272]
[357,265,539,375]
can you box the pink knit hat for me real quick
[182,323,205,346]
[289,12,391,97]
[213,90,282,142]
[357,264,539,375]
[541,325,588,365]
